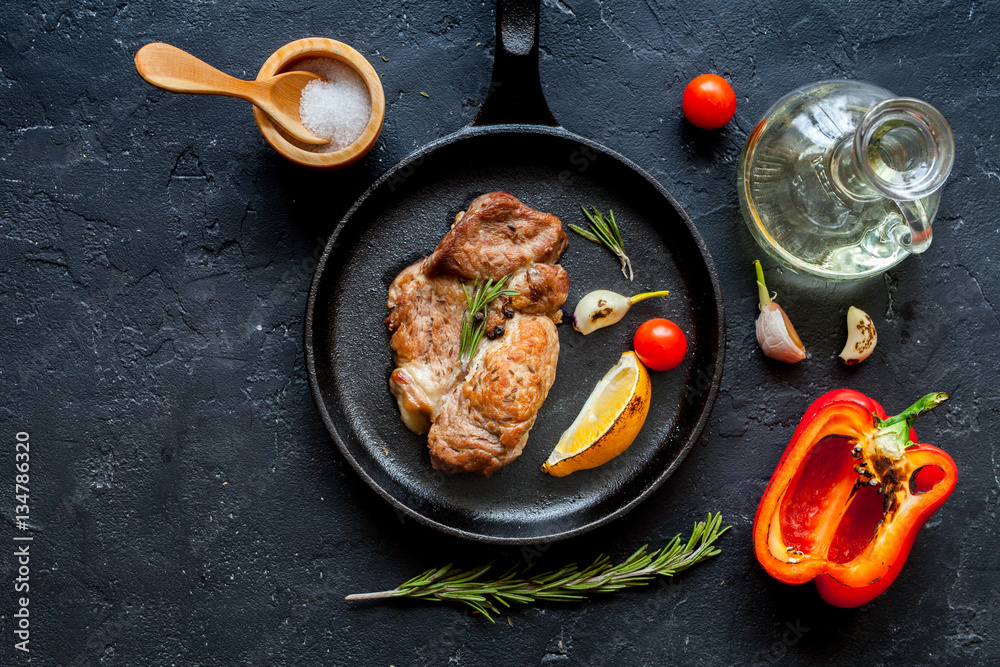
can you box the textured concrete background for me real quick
[1,0,998,664]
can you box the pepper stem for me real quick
[879,392,949,429]
[629,290,670,304]
[754,260,771,308]
[874,392,949,452]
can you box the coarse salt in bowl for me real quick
[254,38,384,169]
[297,59,372,152]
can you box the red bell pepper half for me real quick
[752,389,957,607]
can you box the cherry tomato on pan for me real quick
[682,74,736,129]
[634,318,687,371]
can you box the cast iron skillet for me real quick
[304,0,725,544]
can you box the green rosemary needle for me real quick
[570,205,634,281]
[459,276,519,364]
[345,513,729,622]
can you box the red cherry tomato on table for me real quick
[682,74,736,129]
[633,318,688,371]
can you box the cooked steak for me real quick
[385,192,569,476]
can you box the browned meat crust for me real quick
[425,191,568,281]
[385,192,569,476]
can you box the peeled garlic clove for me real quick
[756,301,807,363]
[572,289,669,335]
[839,306,877,365]
[573,290,631,335]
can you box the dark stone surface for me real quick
[1,0,997,664]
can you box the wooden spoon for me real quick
[135,42,330,145]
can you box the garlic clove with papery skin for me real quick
[756,301,807,363]
[839,306,877,365]
[753,260,806,364]
[572,289,669,335]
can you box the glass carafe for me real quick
[737,80,954,280]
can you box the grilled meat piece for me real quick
[425,191,568,281]
[386,192,569,476]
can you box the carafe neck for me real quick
[832,98,953,201]
[829,97,954,252]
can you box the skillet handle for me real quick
[472,0,558,127]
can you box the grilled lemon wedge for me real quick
[542,351,651,477]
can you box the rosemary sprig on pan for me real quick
[459,276,519,364]
[345,513,729,622]
[570,205,634,281]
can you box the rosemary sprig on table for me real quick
[570,205,634,281]
[346,513,729,622]
[459,276,519,364]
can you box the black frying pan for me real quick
[304,0,724,544]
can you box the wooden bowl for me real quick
[254,38,384,169]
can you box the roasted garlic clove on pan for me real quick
[572,289,669,335]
